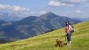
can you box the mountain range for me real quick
[0,12,82,42]
[0,12,24,21]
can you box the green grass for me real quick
[0,21,89,50]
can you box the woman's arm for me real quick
[68,25,71,33]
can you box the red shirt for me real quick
[65,25,71,33]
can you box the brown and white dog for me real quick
[55,39,64,47]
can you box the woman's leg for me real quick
[66,33,71,45]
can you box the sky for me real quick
[0,0,89,18]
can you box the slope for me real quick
[0,21,89,50]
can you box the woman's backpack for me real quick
[70,25,74,33]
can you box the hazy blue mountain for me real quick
[71,17,89,21]
[81,18,89,21]
[0,12,24,21]
[16,16,38,25]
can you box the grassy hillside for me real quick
[0,21,89,50]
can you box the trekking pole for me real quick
[60,34,66,40]
[60,34,67,43]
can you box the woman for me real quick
[65,21,72,46]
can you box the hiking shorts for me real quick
[66,33,71,41]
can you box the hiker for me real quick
[65,21,72,46]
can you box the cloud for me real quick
[67,0,87,4]
[0,4,32,17]
[0,4,48,17]
[48,1,63,6]
[0,4,30,11]
[48,0,88,7]
[39,11,47,14]
[48,0,74,7]
[76,10,82,13]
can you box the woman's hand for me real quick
[65,34,67,36]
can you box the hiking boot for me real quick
[67,41,71,46]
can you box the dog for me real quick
[55,39,64,47]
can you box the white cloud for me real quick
[69,0,87,3]
[40,11,47,14]
[48,0,74,7]
[48,1,62,6]
[57,0,87,4]
[76,10,82,13]
[0,4,30,11]
[0,4,32,17]
[48,0,88,7]
[13,6,22,11]
[30,11,35,14]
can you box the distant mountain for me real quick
[17,16,38,25]
[72,17,89,21]
[81,17,89,21]
[0,12,82,42]
[0,12,24,21]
